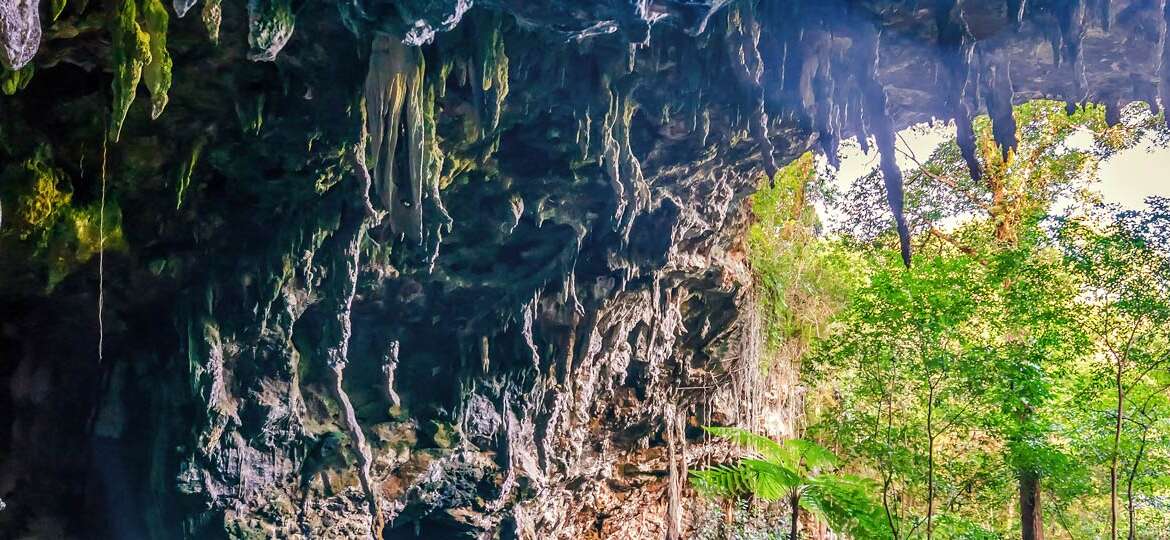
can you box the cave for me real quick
[1,0,1168,538]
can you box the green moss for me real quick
[140,0,173,119]
[428,420,459,449]
[1,64,35,95]
[45,201,128,289]
[236,94,265,135]
[478,21,509,132]
[176,138,205,208]
[0,148,128,291]
[109,0,152,142]
[421,82,445,190]
[1,149,72,237]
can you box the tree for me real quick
[816,101,1166,539]
[807,249,1019,539]
[1058,200,1170,540]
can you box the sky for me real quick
[816,120,1170,228]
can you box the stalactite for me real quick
[857,26,912,266]
[173,0,198,18]
[109,0,151,142]
[937,0,982,179]
[365,34,410,215]
[1008,0,1028,26]
[476,18,510,133]
[351,143,384,222]
[202,0,222,45]
[1160,0,1170,128]
[480,335,491,373]
[522,296,540,368]
[1096,0,1112,31]
[599,78,649,244]
[979,49,1018,160]
[1057,0,1089,112]
[0,0,41,70]
[382,340,401,407]
[175,138,205,209]
[956,0,1019,160]
[1104,97,1121,126]
[141,0,173,119]
[247,0,295,62]
[814,64,839,168]
[1,62,33,95]
[725,4,779,181]
[421,88,454,270]
[576,108,592,160]
[363,33,453,265]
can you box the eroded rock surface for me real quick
[1,1,1168,538]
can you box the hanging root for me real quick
[99,131,108,362]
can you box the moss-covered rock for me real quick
[0,63,33,95]
[139,0,172,119]
[108,0,152,142]
[0,149,71,236]
[246,0,295,62]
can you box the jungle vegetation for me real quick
[691,101,1170,540]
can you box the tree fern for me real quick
[691,427,887,539]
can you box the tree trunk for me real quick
[927,383,936,540]
[790,491,801,540]
[1110,361,1124,540]
[1126,434,1148,540]
[1019,470,1044,540]
[723,498,735,540]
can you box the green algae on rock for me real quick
[140,0,172,119]
[0,62,33,94]
[108,0,151,142]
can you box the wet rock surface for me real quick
[1,1,1168,538]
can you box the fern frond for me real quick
[689,464,754,498]
[741,458,800,500]
[802,474,886,539]
[703,426,790,464]
[787,438,840,470]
